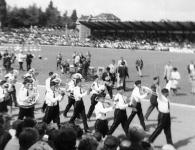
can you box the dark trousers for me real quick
[108,109,128,135]
[19,62,24,70]
[69,100,89,131]
[122,77,126,91]
[64,96,75,116]
[95,119,109,137]
[26,62,32,71]
[18,107,34,120]
[106,85,113,99]
[87,94,98,119]
[145,104,158,120]
[43,105,60,125]
[126,102,146,130]
[111,73,116,85]
[149,112,173,145]
[10,86,17,106]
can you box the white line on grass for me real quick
[16,82,195,109]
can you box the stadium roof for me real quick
[79,21,195,32]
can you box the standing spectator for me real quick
[118,57,127,67]
[26,51,34,71]
[117,61,129,91]
[166,67,181,95]
[164,61,173,83]
[109,60,117,86]
[187,61,195,94]
[135,57,144,77]
[56,53,63,70]
[17,51,26,71]
[102,67,113,99]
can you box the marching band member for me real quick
[4,69,18,107]
[94,93,114,137]
[42,72,54,112]
[0,80,9,115]
[126,80,149,131]
[69,78,91,133]
[43,81,65,128]
[108,87,129,135]
[144,77,159,120]
[87,75,106,120]
[63,77,76,117]
[148,84,173,145]
[102,67,113,99]
[17,79,39,120]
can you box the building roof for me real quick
[79,21,195,32]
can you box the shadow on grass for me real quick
[174,135,195,149]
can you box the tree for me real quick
[0,0,7,27]
[70,9,78,29]
[45,1,60,27]
[70,9,78,23]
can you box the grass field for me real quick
[9,45,195,106]
[2,46,195,150]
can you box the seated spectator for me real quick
[0,115,11,150]
[103,135,119,150]
[54,127,76,150]
[78,135,98,150]
[19,127,39,150]
[4,120,24,150]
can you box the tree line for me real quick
[0,0,78,29]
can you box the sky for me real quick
[5,0,195,21]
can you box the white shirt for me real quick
[164,65,173,80]
[118,60,127,66]
[157,86,170,113]
[17,86,37,107]
[73,86,87,101]
[75,55,80,64]
[17,53,26,62]
[45,90,63,106]
[170,71,181,80]
[91,81,105,95]
[0,86,5,103]
[109,64,116,74]
[114,93,128,110]
[130,86,147,104]
[95,102,113,120]
[45,77,51,92]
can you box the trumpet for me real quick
[142,86,158,96]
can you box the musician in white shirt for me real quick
[94,94,114,137]
[41,72,54,113]
[108,87,129,135]
[69,78,91,133]
[87,75,106,120]
[0,80,9,114]
[148,85,173,145]
[43,81,65,128]
[126,80,148,131]
[63,79,76,117]
[17,79,38,120]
